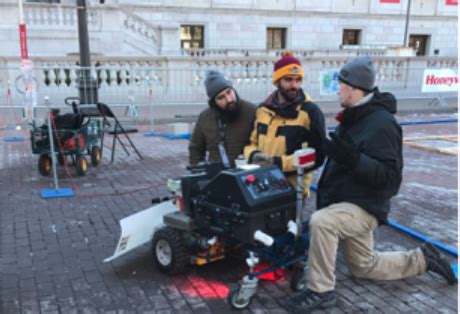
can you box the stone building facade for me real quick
[0,0,457,58]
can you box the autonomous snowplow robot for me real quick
[105,148,316,309]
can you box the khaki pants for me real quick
[307,202,427,293]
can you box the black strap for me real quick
[217,118,230,168]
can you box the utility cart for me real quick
[31,111,102,177]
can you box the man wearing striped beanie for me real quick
[244,52,326,197]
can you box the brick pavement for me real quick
[0,111,458,313]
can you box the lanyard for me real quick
[217,118,230,168]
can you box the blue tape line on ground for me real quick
[399,118,458,126]
[327,118,458,131]
[143,132,191,140]
[309,184,457,257]
[4,136,25,142]
[143,119,456,136]
[387,220,458,257]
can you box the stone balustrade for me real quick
[24,3,100,29]
[182,47,393,59]
[121,8,161,49]
[0,56,457,113]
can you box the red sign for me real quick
[446,0,458,5]
[19,24,28,60]
[299,152,316,166]
[380,0,400,3]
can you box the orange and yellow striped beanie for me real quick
[272,51,304,84]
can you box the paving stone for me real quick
[0,114,457,313]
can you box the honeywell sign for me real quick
[422,69,458,93]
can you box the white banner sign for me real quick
[320,69,340,96]
[422,69,458,93]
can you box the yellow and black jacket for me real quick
[244,89,326,196]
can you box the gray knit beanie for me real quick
[204,70,233,100]
[339,56,376,92]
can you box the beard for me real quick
[217,100,240,123]
[279,85,299,103]
[224,101,237,111]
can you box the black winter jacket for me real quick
[317,88,403,223]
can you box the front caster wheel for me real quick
[228,286,252,310]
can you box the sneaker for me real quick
[421,242,456,285]
[286,288,337,313]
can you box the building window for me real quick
[342,29,361,45]
[267,28,286,49]
[409,34,429,56]
[180,25,204,49]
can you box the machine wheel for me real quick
[91,146,102,166]
[290,267,307,292]
[228,286,252,310]
[152,227,189,274]
[38,154,52,176]
[75,155,88,176]
[57,153,66,166]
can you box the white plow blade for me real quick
[104,201,178,263]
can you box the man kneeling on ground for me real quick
[287,56,456,313]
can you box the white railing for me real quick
[120,8,161,53]
[20,3,161,55]
[181,48,393,59]
[24,3,101,29]
[0,56,457,125]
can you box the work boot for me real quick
[421,242,456,285]
[286,288,337,313]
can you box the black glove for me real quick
[323,132,360,169]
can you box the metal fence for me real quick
[0,63,457,128]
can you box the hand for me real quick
[251,152,273,167]
[323,132,360,169]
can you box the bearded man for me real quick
[244,52,326,197]
[189,70,256,168]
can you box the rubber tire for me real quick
[75,155,88,176]
[152,227,189,274]
[227,286,252,310]
[91,146,101,166]
[38,154,52,176]
[290,267,307,292]
[57,153,66,166]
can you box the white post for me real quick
[296,166,304,234]
[149,85,154,133]
[47,110,60,191]
[18,0,24,25]
[293,145,317,236]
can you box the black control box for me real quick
[192,166,296,245]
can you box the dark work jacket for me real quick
[317,88,403,223]
[189,98,256,167]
